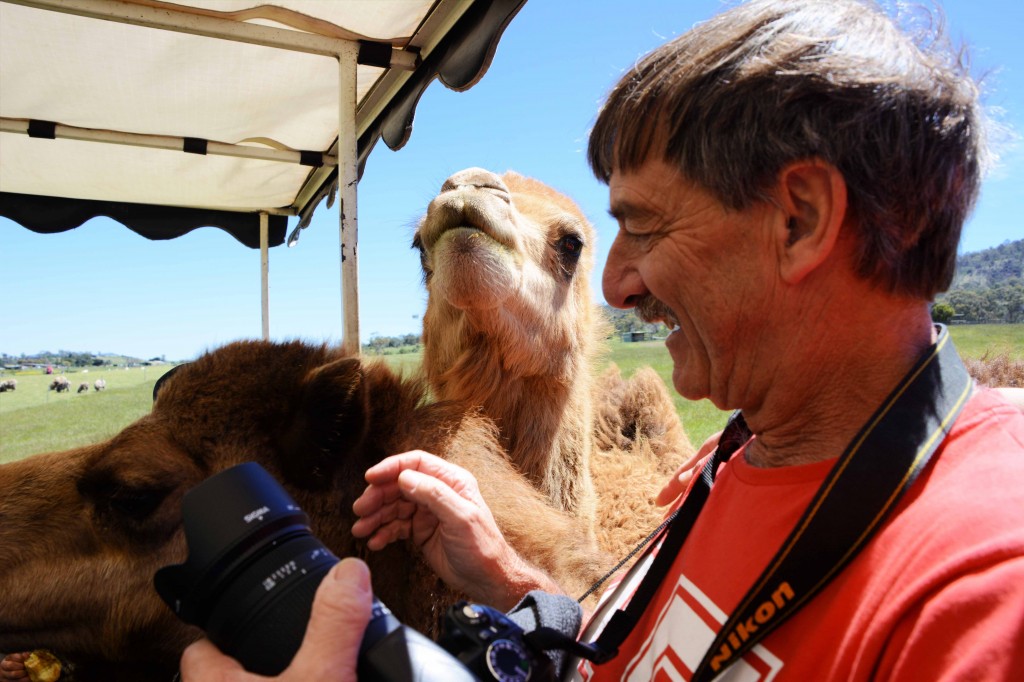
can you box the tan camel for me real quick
[415,168,605,525]
[414,168,694,558]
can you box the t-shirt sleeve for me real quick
[879,555,1024,680]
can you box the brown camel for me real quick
[0,341,610,681]
[414,168,694,559]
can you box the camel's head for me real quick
[0,341,399,674]
[415,168,600,382]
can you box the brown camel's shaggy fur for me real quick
[590,364,694,554]
[0,340,610,680]
[414,168,695,559]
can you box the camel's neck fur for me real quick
[423,301,605,526]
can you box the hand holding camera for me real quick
[156,462,570,681]
[178,557,372,681]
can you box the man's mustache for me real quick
[635,296,678,327]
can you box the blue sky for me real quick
[2,0,1022,361]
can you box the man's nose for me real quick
[602,237,647,309]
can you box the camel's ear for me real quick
[773,159,848,285]
[277,357,370,490]
[153,363,186,402]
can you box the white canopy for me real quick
[0,0,527,353]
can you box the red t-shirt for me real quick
[573,388,1024,681]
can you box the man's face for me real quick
[603,158,779,409]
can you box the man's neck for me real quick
[741,302,937,469]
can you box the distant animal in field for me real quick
[48,377,69,393]
[77,383,90,393]
[94,379,106,391]
[0,379,16,392]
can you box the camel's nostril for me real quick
[440,167,510,196]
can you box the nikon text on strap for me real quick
[582,325,972,680]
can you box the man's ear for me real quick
[277,357,370,490]
[774,159,848,284]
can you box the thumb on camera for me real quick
[287,558,374,681]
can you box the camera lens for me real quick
[154,462,339,675]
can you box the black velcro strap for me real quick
[183,137,208,155]
[357,40,393,68]
[299,150,323,167]
[28,120,57,139]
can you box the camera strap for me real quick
[576,324,972,680]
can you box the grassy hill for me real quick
[0,365,175,461]
[951,239,1024,289]
[937,239,1024,323]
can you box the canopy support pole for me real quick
[339,41,360,356]
[260,212,270,340]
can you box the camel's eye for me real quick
[554,233,584,281]
[558,234,582,255]
[557,234,584,267]
[80,471,170,523]
[108,487,166,521]
[412,232,432,282]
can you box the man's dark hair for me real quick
[588,0,987,299]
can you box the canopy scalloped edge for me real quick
[0,191,287,249]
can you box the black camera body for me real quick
[440,601,553,682]
[154,462,555,681]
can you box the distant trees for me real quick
[951,239,1023,289]
[0,351,132,368]
[603,307,671,337]
[363,333,422,354]
[931,302,955,324]
[43,351,110,367]
[934,238,1024,324]
[938,281,1024,324]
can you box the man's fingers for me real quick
[365,451,476,492]
[0,653,29,682]
[656,472,693,506]
[362,519,414,551]
[363,450,437,483]
[351,492,418,538]
[285,558,372,681]
[352,479,406,516]
[396,468,486,529]
[179,638,246,680]
[656,430,723,506]
[178,560,372,681]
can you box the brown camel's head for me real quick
[0,341,445,675]
[415,168,601,385]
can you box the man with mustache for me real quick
[169,0,1024,680]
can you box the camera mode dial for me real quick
[441,601,536,682]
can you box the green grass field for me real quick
[0,365,175,463]
[941,324,1023,360]
[2,324,1019,464]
